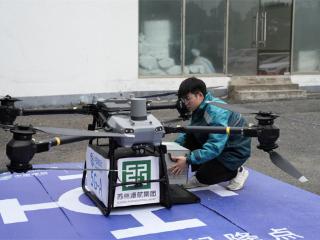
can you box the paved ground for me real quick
[1,97,320,195]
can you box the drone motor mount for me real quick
[255,112,280,152]
[6,125,36,173]
[0,95,21,125]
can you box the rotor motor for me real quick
[255,112,280,152]
[6,125,36,173]
[0,95,20,125]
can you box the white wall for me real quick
[0,0,228,98]
[0,0,318,99]
[291,75,320,87]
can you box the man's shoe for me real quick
[183,175,208,189]
[226,167,249,191]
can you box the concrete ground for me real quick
[1,97,320,195]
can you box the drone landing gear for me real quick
[81,168,110,215]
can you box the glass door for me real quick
[228,0,259,75]
[228,0,292,75]
[257,0,292,75]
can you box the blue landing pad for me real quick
[0,163,319,240]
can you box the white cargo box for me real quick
[163,142,190,185]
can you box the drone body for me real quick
[102,98,165,148]
[82,98,196,215]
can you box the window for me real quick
[185,0,225,74]
[292,0,320,73]
[139,0,226,77]
[139,0,182,76]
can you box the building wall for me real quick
[0,0,228,100]
[0,0,319,104]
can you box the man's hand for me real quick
[169,156,187,175]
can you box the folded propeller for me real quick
[205,101,308,183]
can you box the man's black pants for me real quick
[185,133,238,185]
[192,161,237,185]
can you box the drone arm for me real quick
[165,124,280,153]
[147,103,177,110]
[1,105,92,126]
[165,125,257,136]
[1,100,98,125]
[184,126,243,134]
[6,126,94,173]
[21,107,88,116]
[36,136,93,153]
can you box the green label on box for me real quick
[122,160,151,191]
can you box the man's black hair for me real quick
[178,77,207,98]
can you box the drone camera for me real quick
[131,143,148,155]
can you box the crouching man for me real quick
[170,77,251,190]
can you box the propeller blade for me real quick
[161,117,184,124]
[34,126,134,138]
[268,151,308,183]
[140,92,177,99]
[205,101,256,114]
[0,123,14,130]
[141,87,223,99]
